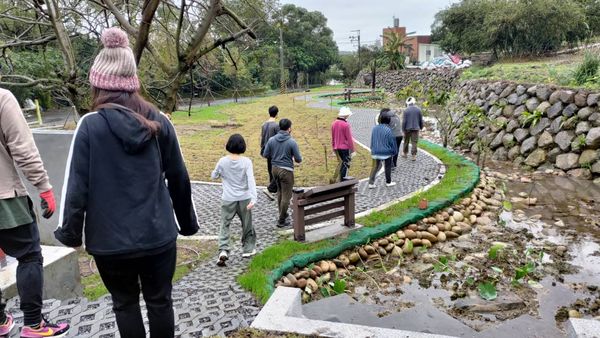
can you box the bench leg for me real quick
[292,196,305,241]
[344,193,355,228]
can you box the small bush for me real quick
[574,52,600,85]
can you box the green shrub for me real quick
[574,52,600,85]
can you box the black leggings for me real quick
[0,221,44,326]
[368,157,393,184]
[95,246,177,338]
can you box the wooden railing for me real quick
[291,178,358,242]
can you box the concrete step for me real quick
[0,245,81,301]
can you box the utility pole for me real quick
[279,24,286,94]
[350,30,361,71]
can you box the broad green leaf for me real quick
[320,287,330,298]
[478,282,497,301]
[503,200,513,211]
[332,279,347,294]
[515,267,528,280]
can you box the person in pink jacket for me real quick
[0,88,70,337]
[331,107,356,182]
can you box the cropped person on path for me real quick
[54,27,198,338]
[0,89,70,337]
[389,110,404,167]
[262,119,302,228]
[212,134,257,267]
[368,112,398,188]
[260,106,280,199]
[331,107,355,182]
[402,97,424,161]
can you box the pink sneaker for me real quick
[0,314,15,336]
[20,318,69,338]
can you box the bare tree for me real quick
[0,0,258,113]
[100,0,257,113]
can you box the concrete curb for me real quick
[251,286,457,338]
[567,318,600,338]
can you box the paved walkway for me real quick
[5,93,441,337]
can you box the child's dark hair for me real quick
[268,105,279,118]
[226,134,246,154]
[379,114,391,125]
[279,118,292,130]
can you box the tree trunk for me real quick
[163,72,185,114]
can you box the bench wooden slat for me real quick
[302,179,359,198]
[304,200,345,216]
[297,188,357,206]
[305,209,346,226]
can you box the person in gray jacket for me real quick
[262,119,302,228]
[378,108,403,167]
[402,97,423,161]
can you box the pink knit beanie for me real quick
[89,27,140,92]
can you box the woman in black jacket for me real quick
[55,27,199,338]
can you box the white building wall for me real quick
[418,44,443,63]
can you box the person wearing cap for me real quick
[54,27,199,338]
[0,89,69,337]
[402,97,424,161]
[331,107,355,182]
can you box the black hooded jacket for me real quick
[55,107,199,256]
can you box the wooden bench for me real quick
[291,178,358,242]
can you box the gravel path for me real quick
[5,93,441,337]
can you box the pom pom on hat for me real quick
[89,26,139,91]
[101,27,129,48]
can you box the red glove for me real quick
[40,189,56,219]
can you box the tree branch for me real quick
[184,0,221,66]
[193,28,252,62]
[175,0,186,57]
[133,0,160,65]
[0,74,62,88]
[0,14,51,26]
[220,5,257,39]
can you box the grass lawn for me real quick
[238,141,479,303]
[172,92,372,186]
[460,52,600,89]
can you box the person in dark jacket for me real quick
[54,27,198,338]
[368,112,397,188]
[260,106,279,199]
[262,119,302,227]
[402,97,424,161]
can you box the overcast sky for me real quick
[280,0,460,51]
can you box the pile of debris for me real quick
[419,54,472,70]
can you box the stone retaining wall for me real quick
[354,69,459,94]
[455,80,600,180]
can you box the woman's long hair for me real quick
[92,87,161,135]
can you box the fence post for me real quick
[35,99,42,126]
